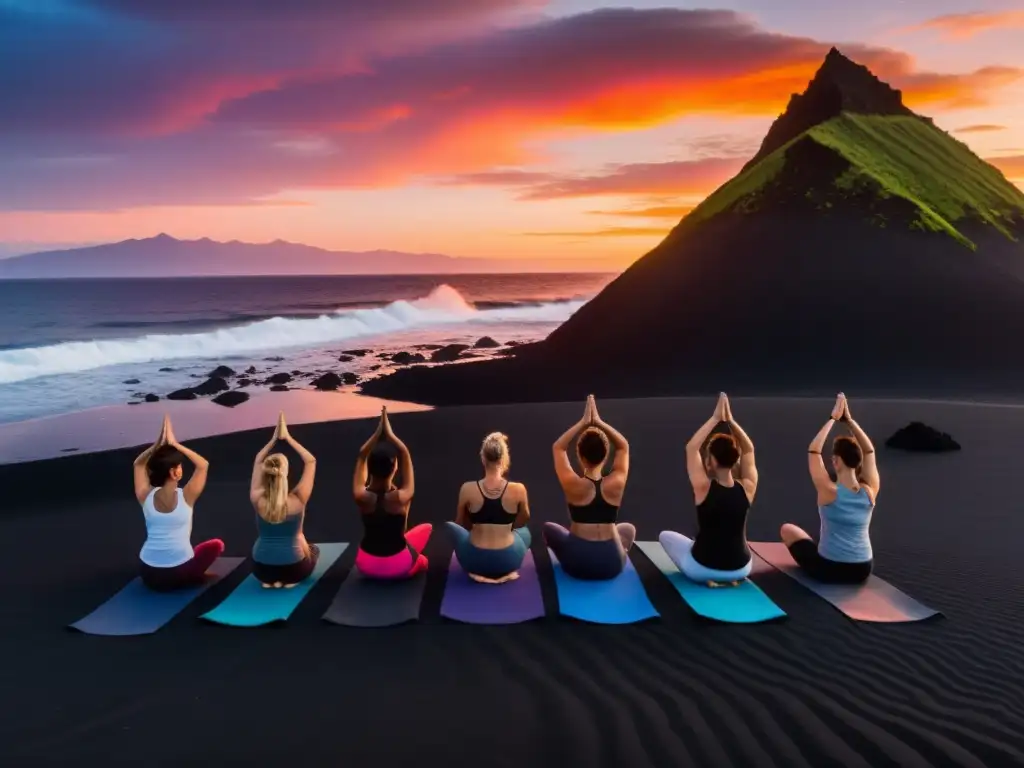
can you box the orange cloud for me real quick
[955,124,1007,134]
[588,204,696,219]
[989,155,1024,178]
[523,226,670,238]
[912,11,1024,39]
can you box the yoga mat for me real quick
[548,549,659,624]
[749,542,941,623]
[635,541,786,623]
[322,568,427,627]
[439,550,546,624]
[201,543,346,627]
[69,557,244,636]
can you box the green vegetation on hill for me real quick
[685,113,1024,248]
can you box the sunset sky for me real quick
[1,0,1022,269]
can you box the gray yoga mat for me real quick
[749,542,941,623]
[70,557,244,636]
[322,567,427,627]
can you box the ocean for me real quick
[0,273,613,425]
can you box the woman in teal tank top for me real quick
[249,412,318,588]
[779,394,879,584]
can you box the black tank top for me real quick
[359,489,408,557]
[690,480,751,571]
[567,477,619,525]
[472,481,517,525]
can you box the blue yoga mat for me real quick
[201,543,347,627]
[635,541,786,623]
[70,557,244,636]
[548,548,659,624]
[750,542,941,623]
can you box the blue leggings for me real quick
[445,522,531,579]
[659,531,752,583]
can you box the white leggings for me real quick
[659,531,752,583]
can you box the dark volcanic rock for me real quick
[266,372,293,385]
[270,384,289,392]
[342,349,370,356]
[192,376,229,396]
[123,378,140,385]
[342,372,359,385]
[236,378,252,387]
[208,365,236,378]
[392,351,427,365]
[885,422,961,453]
[291,370,303,376]
[311,372,343,391]
[245,366,257,374]
[338,355,354,362]
[212,390,249,408]
[144,393,160,403]
[158,367,176,372]
[127,401,141,405]
[167,388,198,401]
[264,356,285,362]
[430,344,470,362]
[473,336,500,348]
[367,364,381,371]
[414,344,444,351]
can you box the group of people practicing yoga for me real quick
[132,391,878,592]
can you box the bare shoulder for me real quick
[510,480,529,497]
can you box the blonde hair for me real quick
[259,453,290,523]
[480,432,510,476]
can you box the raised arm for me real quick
[279,414,316,506]
[382,410,414,503]
[353,410,385,500]
[842,399,879,496]
[808,395,845,501]
[552,398,591,486]
[724,397,758,495]
[133,416,167,503]
[164,419,209,507]
[250,419,280,501]
[591,397,629,479]
[686,394,726,496]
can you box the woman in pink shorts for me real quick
[352,407,431,578]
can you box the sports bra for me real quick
[359,489,408,557]
[471,481,517,525]
[567,477,619,525]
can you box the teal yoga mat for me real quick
[749,542,941,623]
[635,541,786,623]
[549,549,659,624]
[201,543,347,627]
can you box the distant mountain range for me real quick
[0,234,596,278]
[363,48,1024,403]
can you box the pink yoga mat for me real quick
[749,542,940,623]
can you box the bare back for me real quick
[457,480,529,549]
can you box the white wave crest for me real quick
[0,284,584,384]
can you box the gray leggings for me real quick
[445,522,531,579]
[543,522,626,580]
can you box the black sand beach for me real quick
[4,396,1023,767]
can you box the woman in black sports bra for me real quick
[660,393,759,586]
[545,395,635,580]
[447,432,532,583]
[352,407,432,579]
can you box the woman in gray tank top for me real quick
[779,394,879,584]
[249,412,318,588]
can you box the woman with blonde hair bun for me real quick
[249,412,318,588]
[448,431,532,584]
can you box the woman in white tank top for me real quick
[133,415,223,591]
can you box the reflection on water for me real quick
[0,390,432,465]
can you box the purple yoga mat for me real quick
[440,550,546,624]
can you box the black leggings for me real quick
[544,523,626,580]
[788,539,872,584]
[252,544,320,585]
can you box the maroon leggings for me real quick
[139,539,225,591]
